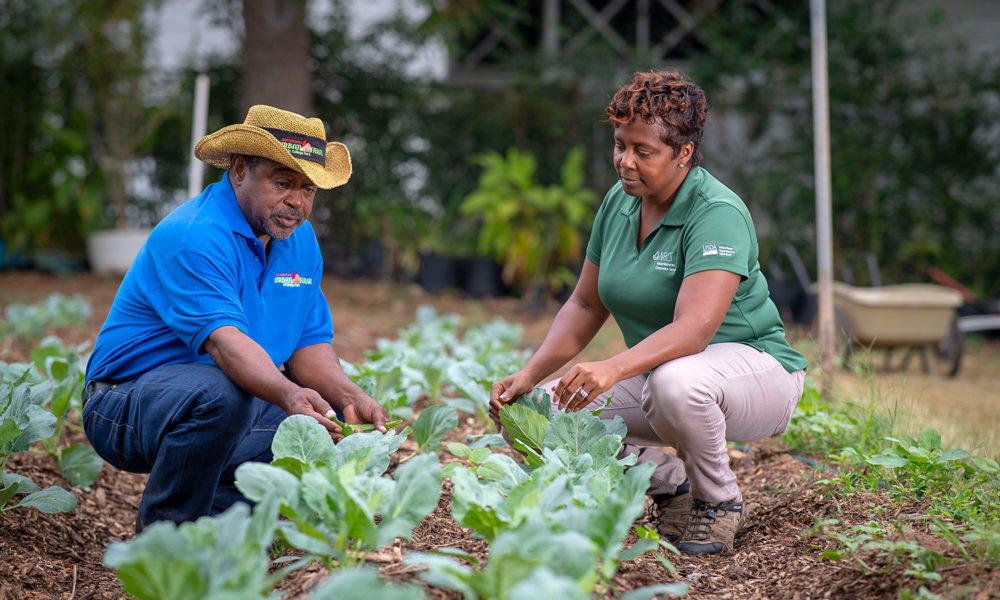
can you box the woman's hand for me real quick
[551,360,621,412]
[489,371,537,429]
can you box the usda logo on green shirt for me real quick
[702,244,737,257]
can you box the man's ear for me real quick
[230,155,246,183]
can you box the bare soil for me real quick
[1,271,997,600]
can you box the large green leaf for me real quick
[449,467,508,539]
[235,462,301,504]
[866,455,911,468]
[308,566,429,600]
[376,453,441,546]
[509,567,591,600]
[12,485,77,513]
[333,429,404,475]
[116,559,206,600]
[405,553,476,599]
[544,409,610,455]
[445,360,490,408]
[500,404,548,453]
[935,449,971,464]
[476,454,528,491]
[271,415,336,465]
[516,388,552,419]
[969,455,1000,473]
[0,473,38,508]
[106,501,280,600]
[919,428,942,451]
[0,417,20,447]
[411,405,458,453]
[9,405,56,453]
[59,443,103,488]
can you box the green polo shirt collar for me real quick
[619,166,705,228]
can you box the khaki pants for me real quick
[544,343,805,504]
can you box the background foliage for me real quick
[1,0,998,299]
[691,0,1000,297]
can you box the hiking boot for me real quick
[649,480,691,543]
[676,499,747,555]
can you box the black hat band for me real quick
[261,127,326,167]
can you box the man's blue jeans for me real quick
[81,363,288,526]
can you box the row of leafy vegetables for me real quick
[1,297,687,599]
[5,295,999,599]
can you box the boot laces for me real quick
[686,500,740,541]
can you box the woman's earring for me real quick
[678,163,685,168]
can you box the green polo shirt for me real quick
[587,167,808,373]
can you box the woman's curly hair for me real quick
[606,70,709,166]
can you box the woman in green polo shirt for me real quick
[489,70,808,556]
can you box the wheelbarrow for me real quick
[831,281,965,377]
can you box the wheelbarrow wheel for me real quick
[920,317,963,377]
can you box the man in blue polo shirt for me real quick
[83,105,387,530]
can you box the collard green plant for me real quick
[408,516,597,600]
[0,377,77,514]
[235,415,442,567]
[409,404,458,455]
[104,495,290,600]
[305,566,429,600]
[340,358,416,419]
[440,397,674,595]
[1,294,91,345]
[343,306,531,425]
[29,337,102,488]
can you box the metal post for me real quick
[543,0,559,58]
[187,73,211,200]
[810,0,835,397]
[637,0,650,54]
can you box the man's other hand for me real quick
[340,394,389,434]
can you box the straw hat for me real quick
[194,104,351,189]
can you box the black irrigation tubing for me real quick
[730,443,841,474]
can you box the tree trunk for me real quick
[241,0,313,116]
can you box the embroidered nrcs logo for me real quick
[652,250,676,272]
[274,271,313,288]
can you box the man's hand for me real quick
[338,393,389,434]
[489,371,536,430]
[277,387,348,437]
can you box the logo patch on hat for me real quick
[262,127,326,167]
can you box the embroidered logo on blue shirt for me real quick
[274,272,313,287]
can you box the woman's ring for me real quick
[576,387,589,399]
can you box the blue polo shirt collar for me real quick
[212,175,256,240]
[212,174,292,261]
[618,166,706,228]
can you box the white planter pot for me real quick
[86,228,152,276]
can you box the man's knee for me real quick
[150,364,251,422]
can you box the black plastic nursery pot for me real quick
[462,256,505,299]
[418,252,462,294]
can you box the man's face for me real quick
[231,156,317,244]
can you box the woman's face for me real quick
[613,119,692,205]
